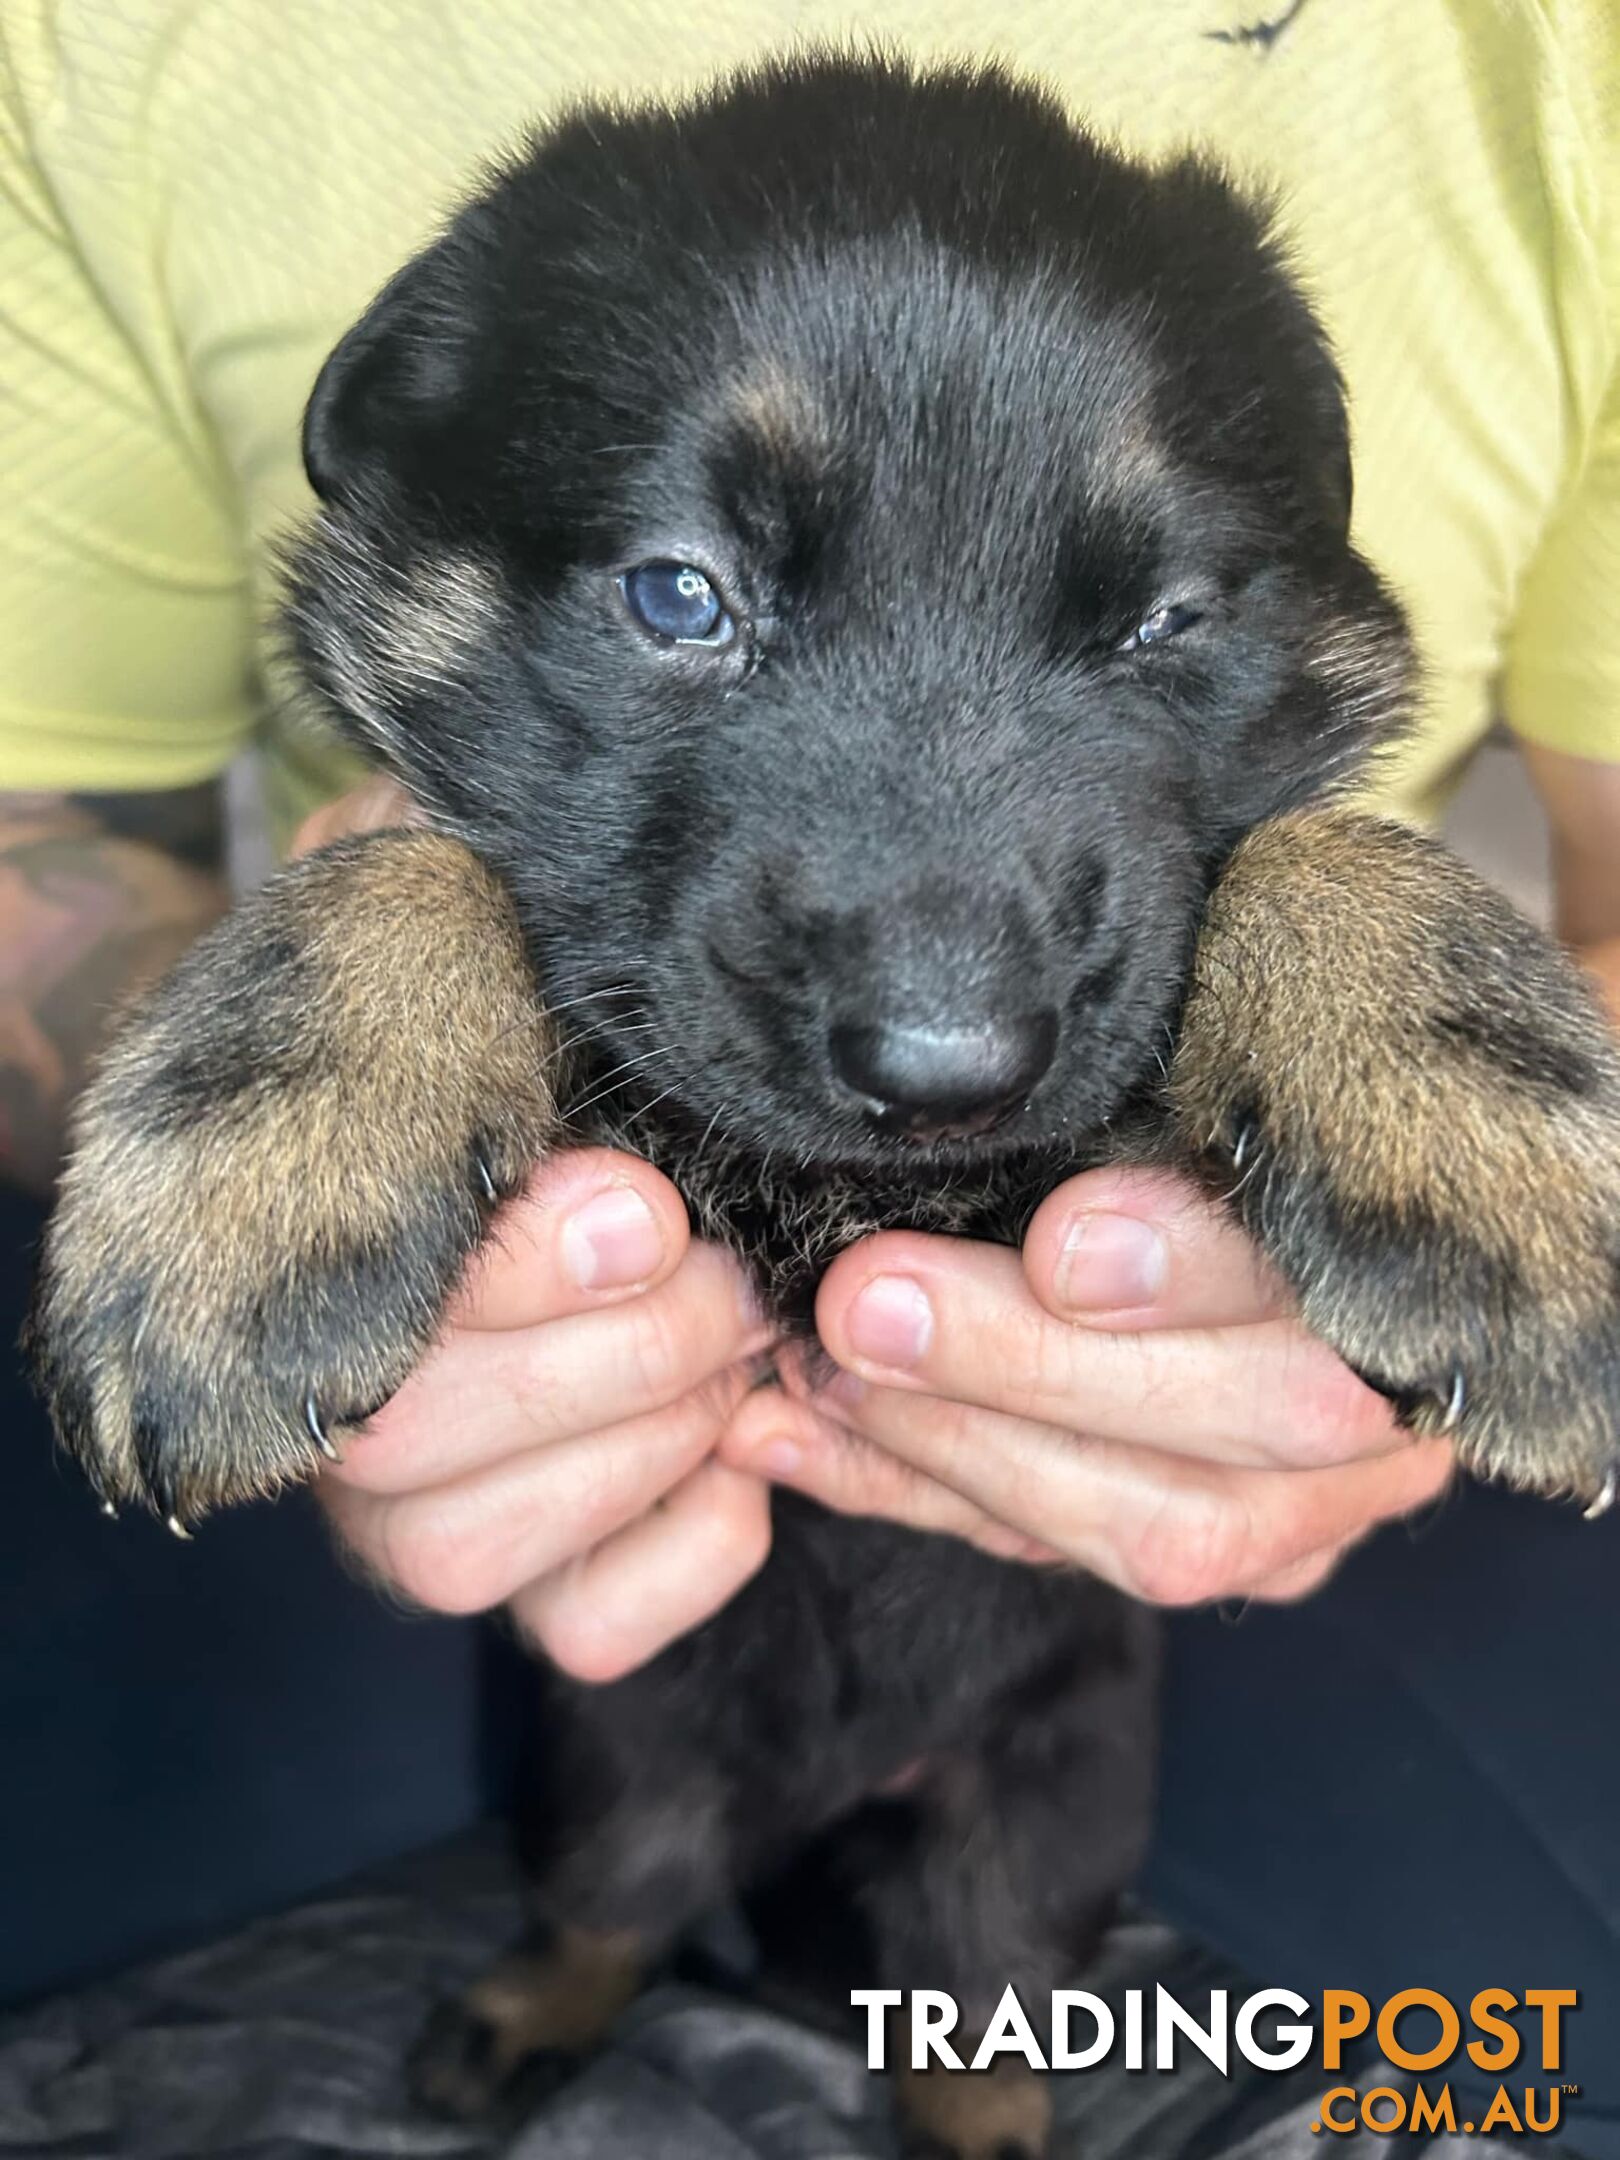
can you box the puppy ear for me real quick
[302,246,476,506]
[1246,296,1359,550]
[1154,158,1356,548]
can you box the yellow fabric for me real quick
[2,0,1617,846]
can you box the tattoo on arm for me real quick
[0,784,229,1192]
[0,781,227,871]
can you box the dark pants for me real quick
[6,1187,1617,2148]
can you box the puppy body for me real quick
[31,54,1620,2159]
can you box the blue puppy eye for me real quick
[620,561,734,645]
[1126,602,1203,651]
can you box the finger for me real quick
[804,1377,1455,1603]
[815,1235,1396,1469]
[322,1367,755,1614]
[328,1245,767,1495]
[514,1461,773,1683]
[288,776,421,859]
[1023,1166,1293,1330]
[721,1383,1057,1563]
[446,1149,700,1331]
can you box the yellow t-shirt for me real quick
[2,0,1617,846]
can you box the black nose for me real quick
[829,1009,1058,1135]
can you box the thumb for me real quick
[1023,1166,1292,1331]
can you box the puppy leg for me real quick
[1170,807,1620,1502]
[28,829,557,1526]
[409,1761,732,2123]
[864,1603,1159,2160]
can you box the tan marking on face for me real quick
[375,550,508,696]
[280,517,510,758]
[729,362,830,463]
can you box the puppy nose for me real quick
[829,1010,1058,1134]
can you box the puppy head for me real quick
[285,51,1412,1168]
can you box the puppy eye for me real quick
[620,561,735,646]
[1123,602,1203,652]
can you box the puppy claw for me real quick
[1583,1465,1618,1523]
[80,1458,122,1518]
[165,1515,193,1542]
[304,1392,341,1463]
[1439,1368,1466,1435]
[474,1151,500,1206]
[138,1446,186,1534]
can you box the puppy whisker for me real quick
[560,1043,679,1124]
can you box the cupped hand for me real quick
[722,1166,1456,1606]
[318,1147,774,1679]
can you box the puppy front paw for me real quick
[1174,810,1620,1508]
[28,831,555,1528]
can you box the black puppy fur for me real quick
[30,51,1620,2160]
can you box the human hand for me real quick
[723,1167,1455,1605]
[291,785,774,1682]
[288,772,423,854]
[315,1148,774,1678]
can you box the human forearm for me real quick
[0,786,228,1193]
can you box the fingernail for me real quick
[847,1275,933,1370]
[562,1185,664,1290]
[1054,1211,1168,1312]
[759,1436,804,1477]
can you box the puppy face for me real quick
[285,53,1411,1171]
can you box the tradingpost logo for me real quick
[852,1986,1580,2136]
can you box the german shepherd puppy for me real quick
[30,52,1620,2160]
